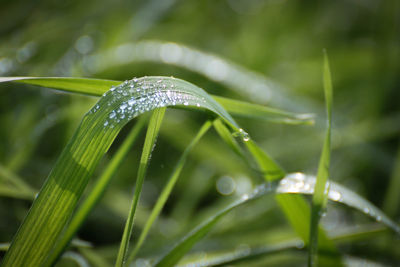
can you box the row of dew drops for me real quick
[91,77,207,128]
[90,76,251,142]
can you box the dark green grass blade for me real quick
[155,173,400,266]
[127,121,212,263]
[309,51,333,267]
[116,108,166,267]
[383,145,400,217]
[0,77,313,125]
[1,77,242,267]
[45,115,147,266]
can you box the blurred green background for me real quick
[0,0,399,265]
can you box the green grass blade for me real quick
[2,77,243,267]
[127,120,212,263]
[178,240,302,267]
[213,96,315,125]
[212,119,341,264]
[155,172,400,266]
[308,51,333,267]
[0,77,313,125]
[244,140,286,181]
[45,116,147,266]
[155,183,275,267]
[0,77,118,96]
[278,173,400,234]
[212,119,246,159]
[116,108,166,267]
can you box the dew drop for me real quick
[109,111,116,119]
[329,191,342,202]
[233,128,250,142]
[104,121,109,127]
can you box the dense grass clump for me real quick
[0,1,399,266]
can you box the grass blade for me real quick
[308,50,333,267]
[116,107,166,267]
[155,183,275,267]
[127,120,212,263]
[0,77,313,125]
[213,96,314,125]
[155,173,400,266]
[212,118,341,264]
[278,173,400,234]
[45,115,147,266]
[2,77,243,266]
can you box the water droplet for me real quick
[232,128,250,142]
[241,194,249,201]
[329,191,342,201]
[216,176,236,195]
[104,121,109,127]
[109,111,116,119]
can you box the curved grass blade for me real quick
[309,50,333,267]
[116,108,166,267]
[177,240,302,267]
[0,77,313,125]
[155,173,400,266]
[278,173,400,234]
[154,183,276,267]
[209,118,340,263]
[127,120,212,263]
[1,77,242,267]
[45,116,147,266]
[182,240,302,267]
[86,41,294,106]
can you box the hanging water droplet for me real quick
[232,128,250,142]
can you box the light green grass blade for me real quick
[213,96,314,125]
[155,173,400,266]
[127,120,212,263]
[1,77,243,267]
[309,51,333,267]
[116,108,166,267]
[45,115,147,266]
[0,77,313,125]
[212,119,246,160]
